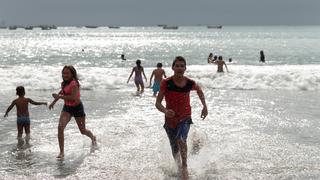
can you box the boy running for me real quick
[149,63,166,96]
[4,86,47,145]
[155,56,208,180]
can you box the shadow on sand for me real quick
[54,144,98,178]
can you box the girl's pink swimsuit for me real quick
[62,80,80,106]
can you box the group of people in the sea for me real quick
[208,50,266,72]
[207,53,229,73]
[3,56,208,180]
[127,60,167,96]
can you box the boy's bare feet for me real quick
[181,166,189,180]
[25,134,30,145]
[92,136,97,145]
[56,153,64,159]
[17,137,24,146]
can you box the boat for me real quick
[24,26,33,30]
[40,25,51,30]
[85,26,98,28]
[163,26,178,30]
[8,26,17,30]
[108,26,120,29]
[207,25,222,29]
[50,25,57,29]
[38,25,57,30]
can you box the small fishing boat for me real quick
[207,25,222,29]
[108,26,120,29]
[163,26,178,30]
[85,26,98,28]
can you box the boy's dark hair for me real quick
[218,56,223,60]
[157,63,163,68]
[172,56,186,68]
[136,59,142,69]
[16,86,25,96]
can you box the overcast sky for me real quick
[0,0,319,26]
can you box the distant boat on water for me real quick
[108,26,120,29]
[8,26,17,30]
[24,26,33,30]
[163,26,178,30]
[85,26,98,28]
[207,25,223,29]
[41,26,51,30]
[39,25,57,30]
[50,25,57,29]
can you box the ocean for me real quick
[0,26,320,179]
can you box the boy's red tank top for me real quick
[160,77,196,128]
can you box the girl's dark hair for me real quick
[61,65,80,89]
[16,86,25,96]
[218,56,223,60]
[172,56,186,68]
[157,63,163,68]
[136,60,142,69]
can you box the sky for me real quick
[0,0,319,26]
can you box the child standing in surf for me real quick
[49,66,96,159]
[155,56,208,180]
[148,63,166,97]
[4,86,47,145]
[127,60,147,94]
[213,56,229,73]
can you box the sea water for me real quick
[0,26,320,179]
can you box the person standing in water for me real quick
[155,56,208,180]
[121,54,126,60]
[4,86,47,145]
[49,66,96,159]
[213,56,229,73]
[207,53,213,63]
[148,63,166,97]
[127,60,147,94]
[260,50,265,63]
[213,55,218,62]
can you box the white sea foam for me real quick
[188,64,320,91]
[1,64,320,92]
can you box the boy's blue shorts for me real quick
[152,81,160,93]
[17,116,30,126]
[164,118,193,154]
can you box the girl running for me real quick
[49,66,96,159]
